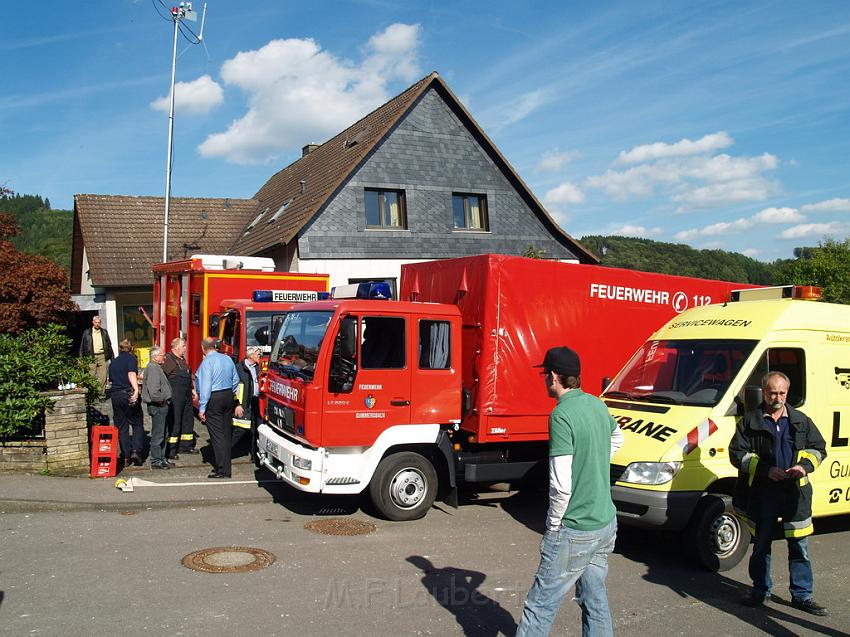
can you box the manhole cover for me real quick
[304,518,377,536]
[181,547,276,573]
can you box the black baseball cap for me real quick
[535,346,581,376]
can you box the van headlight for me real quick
[292,456,312,471]
[620,461,681,485]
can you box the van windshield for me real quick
[603,339,758,406]
[269,311,333,381]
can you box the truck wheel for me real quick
[686,494,749,572]
[369,452,437,521]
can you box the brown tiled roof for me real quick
[74,194,257,287]
[230,71,597,264]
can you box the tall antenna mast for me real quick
[160,1,205,263]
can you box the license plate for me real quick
[267,399,295,433]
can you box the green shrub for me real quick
[0,324,98,438]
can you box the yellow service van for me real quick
[604,285,850,570]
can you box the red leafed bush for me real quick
[0,213,76,334]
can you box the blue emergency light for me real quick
[330,282,393,300]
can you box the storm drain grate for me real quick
[181,547,276,573]
[305,518,377,536]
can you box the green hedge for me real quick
[0,324,98,438]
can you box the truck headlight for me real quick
[620,461,681,485]
[292,456,312,471]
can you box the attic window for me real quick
[268,199,293,224]
[344,126,370,149]
[243,207,269,234]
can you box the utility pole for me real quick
[160,2,205,263]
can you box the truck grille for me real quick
[610,464,626,485]
[267,398,295,435]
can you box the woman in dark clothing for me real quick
[109,339,145,466]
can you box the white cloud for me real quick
[587,152,779,208]
[779,222,845,239]
[536,149,581,173]
[741,248,761,257]
[498,89,550,129]
[198,24,421,164]
[543,181,585,206]
[753,207,804,224]
[609,224,663,238]
[585,163,680,201]
[615,132,733,165]
[675,205,803,241]
[151,74,223,115]
[800,198,850,213]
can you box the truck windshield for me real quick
[269,310,333,381]
[245,311,287,353]
[603,339,758,406]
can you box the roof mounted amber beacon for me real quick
[730,285,823,302]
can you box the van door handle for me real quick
[391,399,410,406]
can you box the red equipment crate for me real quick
[90,425,119,478]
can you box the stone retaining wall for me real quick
[0,389,89,475]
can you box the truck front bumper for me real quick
[611,485,702,531]
[257,424,323,493]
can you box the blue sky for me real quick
[2,0,848,262]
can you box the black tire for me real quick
[686,494,750,572]
[369,452,437,521]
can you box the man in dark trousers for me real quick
[79,315,114,399]
[162,337,197,459]
[195,337,242,479]
[232,346,262,460]
[516,346,624,637]
[730,371,828,616]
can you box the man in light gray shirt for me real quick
[142,346,172,470]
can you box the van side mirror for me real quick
[208,314,220,336]
[743,385,763,413]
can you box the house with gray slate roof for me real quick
[71,71,597,346]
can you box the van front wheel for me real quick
[686,494,750,572]
[369,452,437,521]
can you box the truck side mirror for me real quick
[208,314,220,336]
[743,385,763,413]
[329,316,357,393]
[601,376,611,393]
[255,325,270,346]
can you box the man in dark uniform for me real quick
[730,371,828,616]
[232,346,262,460]
[162,337,197,459]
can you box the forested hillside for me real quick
[579,235,785,284]
[0,193,72,272]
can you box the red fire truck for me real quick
[257,254,758,520]
[152,255,329,371]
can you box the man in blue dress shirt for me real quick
[195,337,243,478]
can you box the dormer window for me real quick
[268,199,293,224]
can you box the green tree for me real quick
[783,237,850,304]
[0,190,72,271]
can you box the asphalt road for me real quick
[2,486,849,637]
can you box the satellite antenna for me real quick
[160,1,208,263]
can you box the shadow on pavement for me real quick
[406,555,516,637]
[617,524,847,636]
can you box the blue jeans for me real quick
[749,487,813,600]
[517,518,617,637]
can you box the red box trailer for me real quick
[399,254,756,443]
